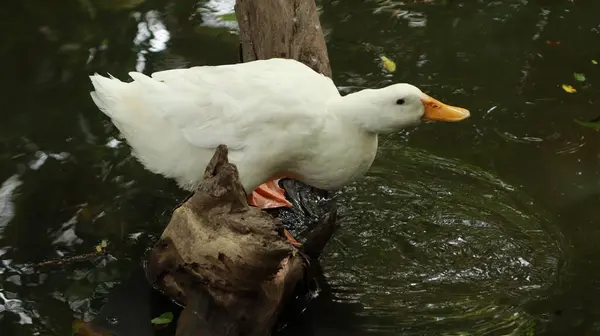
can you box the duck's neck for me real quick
[328,89,389,134]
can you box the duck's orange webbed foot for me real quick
[247,179,301,246]
[248,179,292,209]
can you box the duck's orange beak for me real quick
[420,94,470,122]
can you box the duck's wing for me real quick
[133,59,339,151]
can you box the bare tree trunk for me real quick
[235,0,332,77]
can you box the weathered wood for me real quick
[235,0,332,78]
[147,145,308,336]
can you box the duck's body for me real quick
[90,58,469,213]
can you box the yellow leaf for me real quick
[592,60,598,65]
[100,239,108,248]
[95,245,102,252]
[72,319,112,336]
[72,319,84,332]
[561,84,576,93]
[380,56,396,73]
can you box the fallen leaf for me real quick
[72,319,84,333]
[561,84,577,93]
[72,319,112,336]
[151,312,174,325]
[94,239,108,252]
[380,56,396,73]
[545,40,561,45]
[592,60,598,65]
[575,119,600,130]
[573,72,586,82]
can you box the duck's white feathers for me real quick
[90,58,341,191]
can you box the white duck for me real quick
[90,58,469,236]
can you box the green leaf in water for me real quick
[561,84,576,93]
[95,239,108,252]
[151,312,173,325]
[380,56,396,73]
[573,72,586,82]
[592,60,598,65]
[575,119,600,130]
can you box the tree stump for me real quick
[146,145,313,336]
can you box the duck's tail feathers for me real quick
[89,73,128,119]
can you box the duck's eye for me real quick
[396,99,405,105]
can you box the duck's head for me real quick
[336,83,470,133]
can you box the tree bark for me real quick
[235,0,332,77]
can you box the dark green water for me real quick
[1,0,600,335]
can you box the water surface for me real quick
[2,0,600,335]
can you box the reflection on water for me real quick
[0,175,21,229]
[325,147,562,335]
[200,0,239,31]
[2,0,600,334]
[133,11,171,72]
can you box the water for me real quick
[2,0,600,334]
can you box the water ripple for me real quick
[323,147,564,335]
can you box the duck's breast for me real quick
[291,123,379,191]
